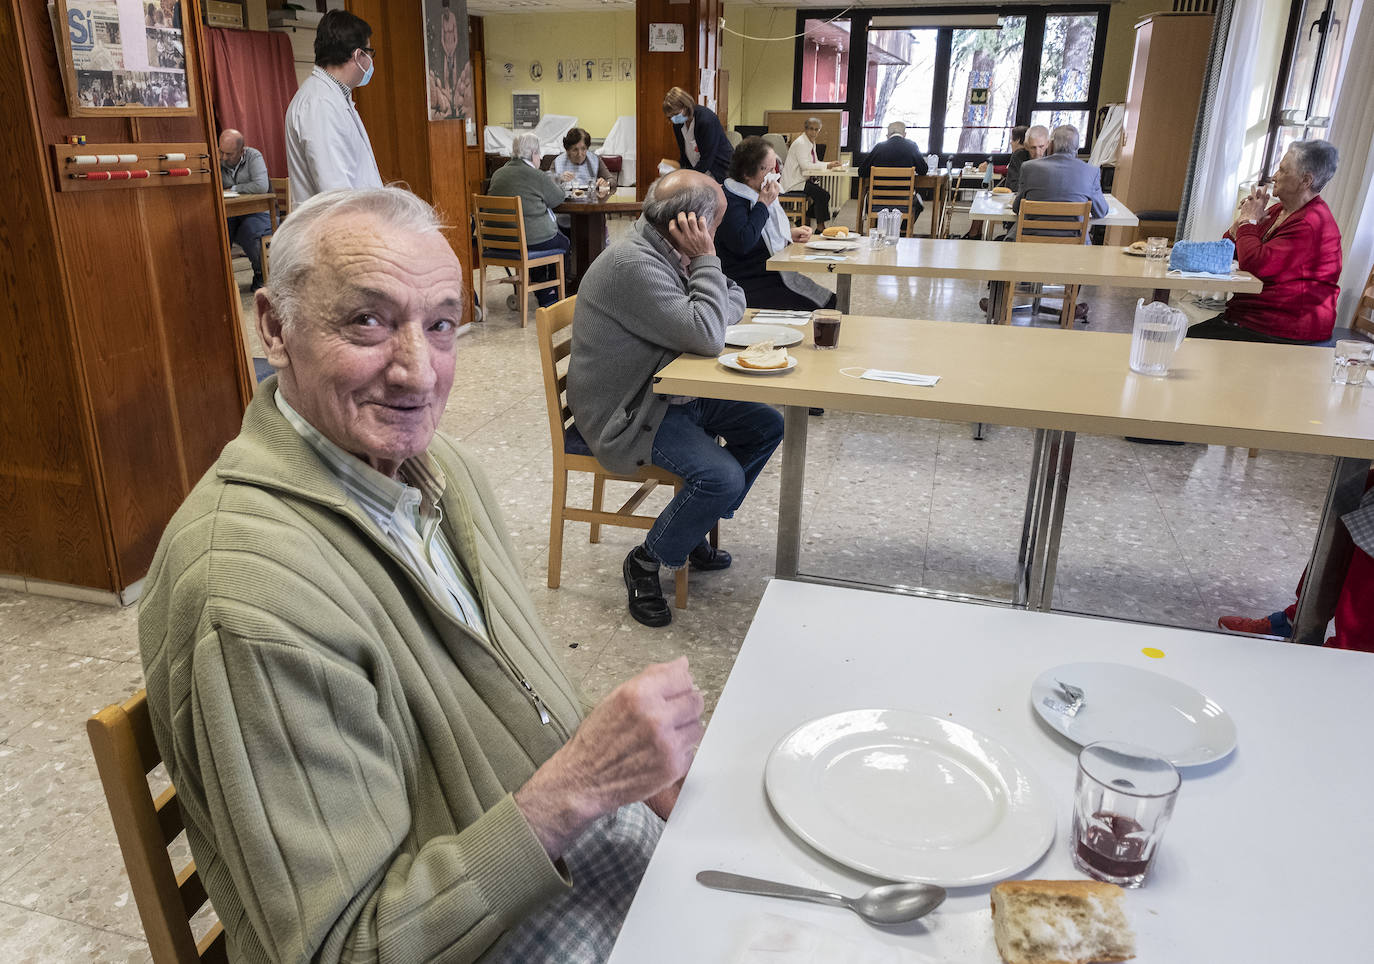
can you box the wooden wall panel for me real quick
[4,0,251,593]
[0,0,110,588]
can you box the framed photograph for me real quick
[648,23,685,53]
[618,57,632,81]
[423,0,472,121]
[56,0,196,116]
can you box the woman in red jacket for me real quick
[1188,139,1343,344]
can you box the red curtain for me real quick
[206,29,298,178]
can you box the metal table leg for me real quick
[1291,457,1371,644]
[1014,429,1049,607]
[1036,431,1077,610]
[835,273,852,314]
[774,405,810,579]
[1018,430,1077,610]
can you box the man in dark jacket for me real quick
[858,121,929,220]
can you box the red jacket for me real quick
[1223,196,1342,342]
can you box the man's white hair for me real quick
[263,186,448,328]
[1049,125,1081,156]
[511,132,542,161]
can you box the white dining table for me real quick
[968,191,1139,232]
[607,580,1374,963]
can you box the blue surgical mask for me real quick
[356,53,374,87]
[671,112,688,125]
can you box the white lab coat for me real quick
[285,66,383,204]
[781,133,826,194]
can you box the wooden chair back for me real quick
[534,297,711,608]
[1353,261,1374,339]
[88,690,226,964]
[865,167,918,237]
[474,193,565,327]
[269,177,290,219]
[1014,200,1092,244]
[261,234,272,282]
[778,194,807,227]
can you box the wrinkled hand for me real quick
[1236,184,1270,224]
[559,171,575,183]
[792,225,813,243]
[668,211,716,259]
[759,177,782,207]
[827,160,844,169]
[515,658,704,857]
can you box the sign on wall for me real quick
[424,0,473,122]
[648,23,684,52]
[513,91,540,129]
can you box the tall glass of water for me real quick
[1128,300,1188,376]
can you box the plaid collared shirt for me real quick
[275,391,489,640]
[1344,484,1374,557]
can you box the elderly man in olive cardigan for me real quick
[567,169,784,628]
[139,187,703,963]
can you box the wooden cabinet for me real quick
[1108,13,1214,245]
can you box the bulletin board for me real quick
[764,109,845,164]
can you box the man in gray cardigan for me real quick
[568,170,784,627]
[489,132,570,307]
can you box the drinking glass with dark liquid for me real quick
[812,309,842,349]
[1071,742,1180,888]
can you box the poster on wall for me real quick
[55,0,195,116]
[424,0,473,122]
[648,23,684,52]
[513,91,540,129]
[599,58,613,81]
[618,58,632,81]
[583,59,596,82]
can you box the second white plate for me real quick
[725,324,804,348]
[718,352,796,375]
[765,709,1055,886]
[1031,662,1237,766]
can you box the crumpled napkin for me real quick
[732,914,928,964]
[1167,268,1236,280]
[861,369,941,387]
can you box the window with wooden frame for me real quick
[1263,0,1354,176]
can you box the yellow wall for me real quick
[722,5,796,127]
[1098,0,1168,105]
[482,11,636,138]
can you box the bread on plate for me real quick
[992,185,1013,195]
[735,341,790,370]
[821,226,850,239]
[1127,239,1149,254]
[991,880,1135,964]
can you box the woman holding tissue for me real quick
[663,86,733,183]
[716,137,837,311]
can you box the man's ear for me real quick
[255,290,291,372]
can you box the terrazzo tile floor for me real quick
[0,201,1334,960]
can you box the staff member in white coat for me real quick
[285,10,384,204]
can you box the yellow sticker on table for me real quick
[1141,647,1165,659]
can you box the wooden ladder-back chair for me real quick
[1001,200,1093,327]
[865,167,919,238]
[778,194,807,228]
[536,296,715,610]
[88,689,226,964]
[268,177,291,221]
[474,194,566,329]
[1354,261,1374,340]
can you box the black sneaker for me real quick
[623,547,671,627]
[688,541,732,572]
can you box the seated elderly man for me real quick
[1004,124,1048,194]
[139,187,704,962]
[1188,139,1342,344]
[218,128,272,291]
[568,170,784,628]
[1013,124,1108,224]
[489,131,570,308]
[858,120,929,223]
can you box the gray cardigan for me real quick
[567,218,745,474]
[488,157,566,245]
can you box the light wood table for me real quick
[553,190,642,292]
[765,237,1262,323]
[223,192,278,231]
[969,191,1140,234]
[858,169,948,238]
[608,581,1374,963]
[653,315,1374,642]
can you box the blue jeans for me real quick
[527,230,571,306]
[227,212,272,285]
[644,399,784,568]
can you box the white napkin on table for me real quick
[732,913,929,964]
[861,369,941,387]
[750,310,813,326]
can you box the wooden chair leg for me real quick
[674,566,688,610]
[518,264,530,328]
[1248,448,1259,459]
[1060,284,1080,329]
[590,474,606,543]
[548,469,568,588]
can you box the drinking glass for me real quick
[1145,237,1169,262]
[811,309,842,349]
[1332,340,1373,386]
[1072,742,1180,888]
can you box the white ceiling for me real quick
[466,0,1107,14]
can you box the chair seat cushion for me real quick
[602,154,623,174]
[564,423,594,456]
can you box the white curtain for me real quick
[1323,0,1374,326]
[1181,0,1263,241]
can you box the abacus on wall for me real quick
[51,141,212,192]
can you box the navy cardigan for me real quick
[715,191,780,294]
[673,106,733,182]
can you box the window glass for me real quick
[945,16,1025,156]
[801,19,850,103]
[1030,109,1091,144]
[1038,15,1098,102]
[1267,0,1353,171]
[861,28,938,152]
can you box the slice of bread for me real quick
[821,226,850,238]
[736,341,790,370]
[992,185,1012,195]
[991,880,1135,964]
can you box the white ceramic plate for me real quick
[765,709,1056,886]
[1122,245,1170,258]
[718,352,796,375]
[806,238,860,251]
[725,324,804,348]
[1031,662,1237,766]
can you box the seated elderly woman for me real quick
[1188,139,1343,345]
[488,131,569,308]
[715,136,836,311]
[552,127,617,196]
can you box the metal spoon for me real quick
[696,870,946,925]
